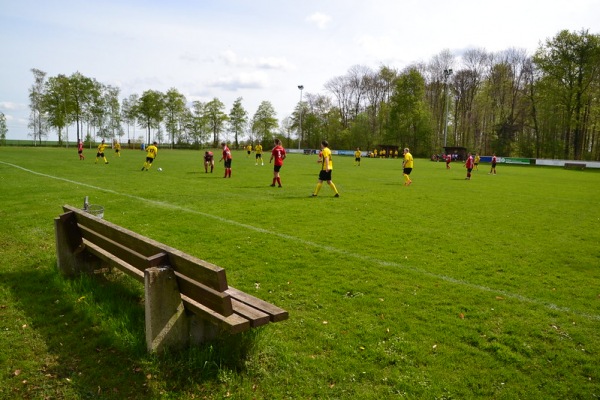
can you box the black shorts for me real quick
[274,165,282,172]
[97,152,104,157]
[492,162,497,167]
[403,167,413,175]
[255,154,262,159]
[319,170,332,181]
[467,168,473,173]
[146,157,154,164]
[224,159,232,168]
[78,150,82,154]
[355,157,360,162]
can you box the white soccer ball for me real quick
[158,167,163,171]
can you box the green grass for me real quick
[0,146,599,399]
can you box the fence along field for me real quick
[0,146,599,399]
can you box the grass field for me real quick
[0,146,599,399]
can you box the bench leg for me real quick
[55,214,100,276]
[145,266,190,352]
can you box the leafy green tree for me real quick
[387,68,432,156]
[41,74,71,145]
[228,97,248,148]
[136,90,164,144]
[205,98,228,147]
[251,101,278,145]
[163,88,187,147]
[69,72,97,142]
[534,29,600,159]
[102,85,124,142]
[0,112,7,145]
[28,68,48,145]
[121,94,139,144]
[87,80,106,140]
[187,101,210,145]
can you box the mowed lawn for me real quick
[0,146,599,399]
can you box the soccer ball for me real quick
[158,167,163,171]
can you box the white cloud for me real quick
[209,72,269,91]
[0,101,26,111]
[306,12,331,29]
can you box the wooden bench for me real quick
[54,205,288,352]
[564,162,586,170]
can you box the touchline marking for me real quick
[4,161,599,322]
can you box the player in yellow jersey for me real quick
[311,140,339,197]
[402,147,413,186]
[474,153,480,170]
[141,141,158,171]
[354,147,361,166]
[114,140,121,157]
[95,140,109,164]
[255,143,264,165]
[246,144,252,157]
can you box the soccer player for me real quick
[402,148,414,185]
[311,140,339,197]
[354,147,361,166]
[445,154,451,169]
[269,138,286,187]
[246,144,252,157]
[204,151,214,173]
[489,153,497,175]
[255,143,264,165]
[114,140,121,157]
[474,153,480,170]
[141,141,158,171]
[220,142,232,178]
[95,140,109,164]
[77,139,85,160]
[464,152,474,180]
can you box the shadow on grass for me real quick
[1,263,259,398]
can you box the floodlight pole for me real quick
[298,85,304,149]
[443,69,453,148]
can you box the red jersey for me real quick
[465,155,474,169]
[222,146,231,160]
[271,145,286,166]
[491,155,497,165]
[204,151,213,162]
[78,141,83,151]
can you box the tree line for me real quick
[26,29,600,160]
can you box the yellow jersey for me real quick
[321,147,333,171]
[97,143,108,153]
[255,144,263,154]
[403,152,414,168]
[146,144,158,159]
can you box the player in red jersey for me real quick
[219,142,232,178]
[77,139,85,160]
[269,138,286,187]
[464,152,474,180]
[489,153,497,175]
[204,151,214,173]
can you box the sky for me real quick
[1,0,599,141]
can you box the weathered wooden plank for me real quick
[181,294,250,334]
[231,299,270,327]
[173,272,233,316]
[83,239,145,282]
[226,287,289,322]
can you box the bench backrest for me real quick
[59,205,233,317]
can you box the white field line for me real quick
[3,161,599,322]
